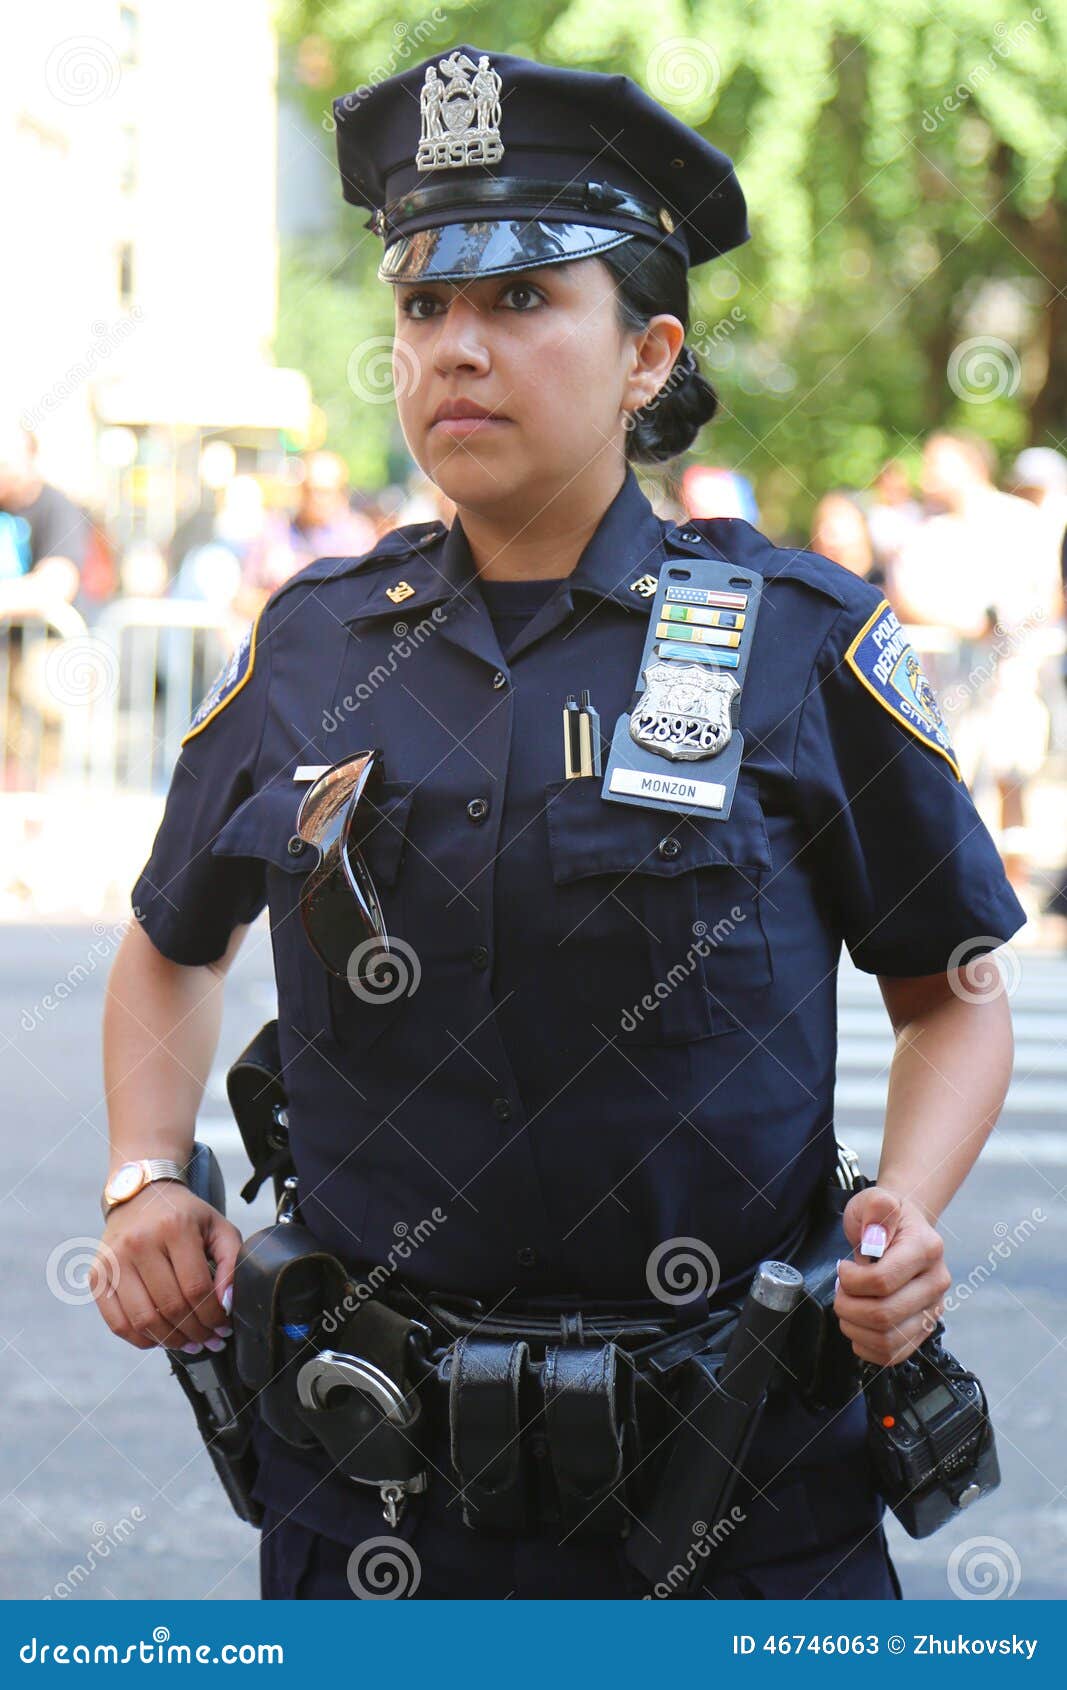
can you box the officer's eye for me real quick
[499,281,545,311]
[398,290,444,321]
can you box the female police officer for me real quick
[96,45,1024,1599]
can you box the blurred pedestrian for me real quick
[811,490,884,588]
[235,451,377,617]
[0,420,89,618]
[894,431,1060,905]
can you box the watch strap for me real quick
[101,1158,189,1219]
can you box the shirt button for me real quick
[491,670,507,689]
[286,835,306,857]
[492,1096,512,1121]
[467,797,490,823]
[516,1246,538,1268]
[470,946,489,969]
[658,835,682,859]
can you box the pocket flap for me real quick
[545,772,771,883]
[211,778,415,886]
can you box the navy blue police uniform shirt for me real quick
[134,463,1025,1303]
[132,464,1025,1545]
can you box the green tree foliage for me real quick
[275,0,1067,536]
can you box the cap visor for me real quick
[378,219,633,284]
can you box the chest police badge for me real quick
[630,661,740,761]
[602,544,765,820]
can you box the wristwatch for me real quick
[101,1158,189,1219]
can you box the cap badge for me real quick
[417,51,504,173]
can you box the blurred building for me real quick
[0,0,310,550]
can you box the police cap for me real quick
[334,44,749,284]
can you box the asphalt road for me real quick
[1,920,1063,1601]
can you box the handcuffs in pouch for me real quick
[223,1020,431,1526]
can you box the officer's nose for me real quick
[430,296,492,380]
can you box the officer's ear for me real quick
[623,314,686,413]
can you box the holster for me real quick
[165,1143,262,1525]
[225,1020,294,1205]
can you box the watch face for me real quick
[108,1162,145,1203]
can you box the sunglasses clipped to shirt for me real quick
[295,748,392,983]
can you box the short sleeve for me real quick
[794,593,1027,975]
[131,611,271,965]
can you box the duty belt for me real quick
[226,1188,853,1541]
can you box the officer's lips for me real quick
[430,398,513,438]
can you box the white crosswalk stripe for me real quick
[835,950,1067,1161]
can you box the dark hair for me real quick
[596,236,718,465]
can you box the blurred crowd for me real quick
[2,418,1066,930]
[807,432,1067,922]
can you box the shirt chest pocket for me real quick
[544,774,774,1044]
[210,778,417,1053]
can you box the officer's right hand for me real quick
[92,1183,243,1352]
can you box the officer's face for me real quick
[391,258,654,507]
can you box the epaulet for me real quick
[263,520,448,617]
[672,517,880,615]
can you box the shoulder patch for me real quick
[845,598,961,779]
[180,614,259,746]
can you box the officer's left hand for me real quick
[834,1185,952,1367]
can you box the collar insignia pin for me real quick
[630,573,658,598]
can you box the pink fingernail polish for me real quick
[833,1275,840,1296]
[181,1342,205,1355]
[220,1285,233,1314]
[861,1224,887,1258]
[203,1337,226,1352]
[213,1325,233,1338]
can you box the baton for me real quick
[624,1260,804,1594]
